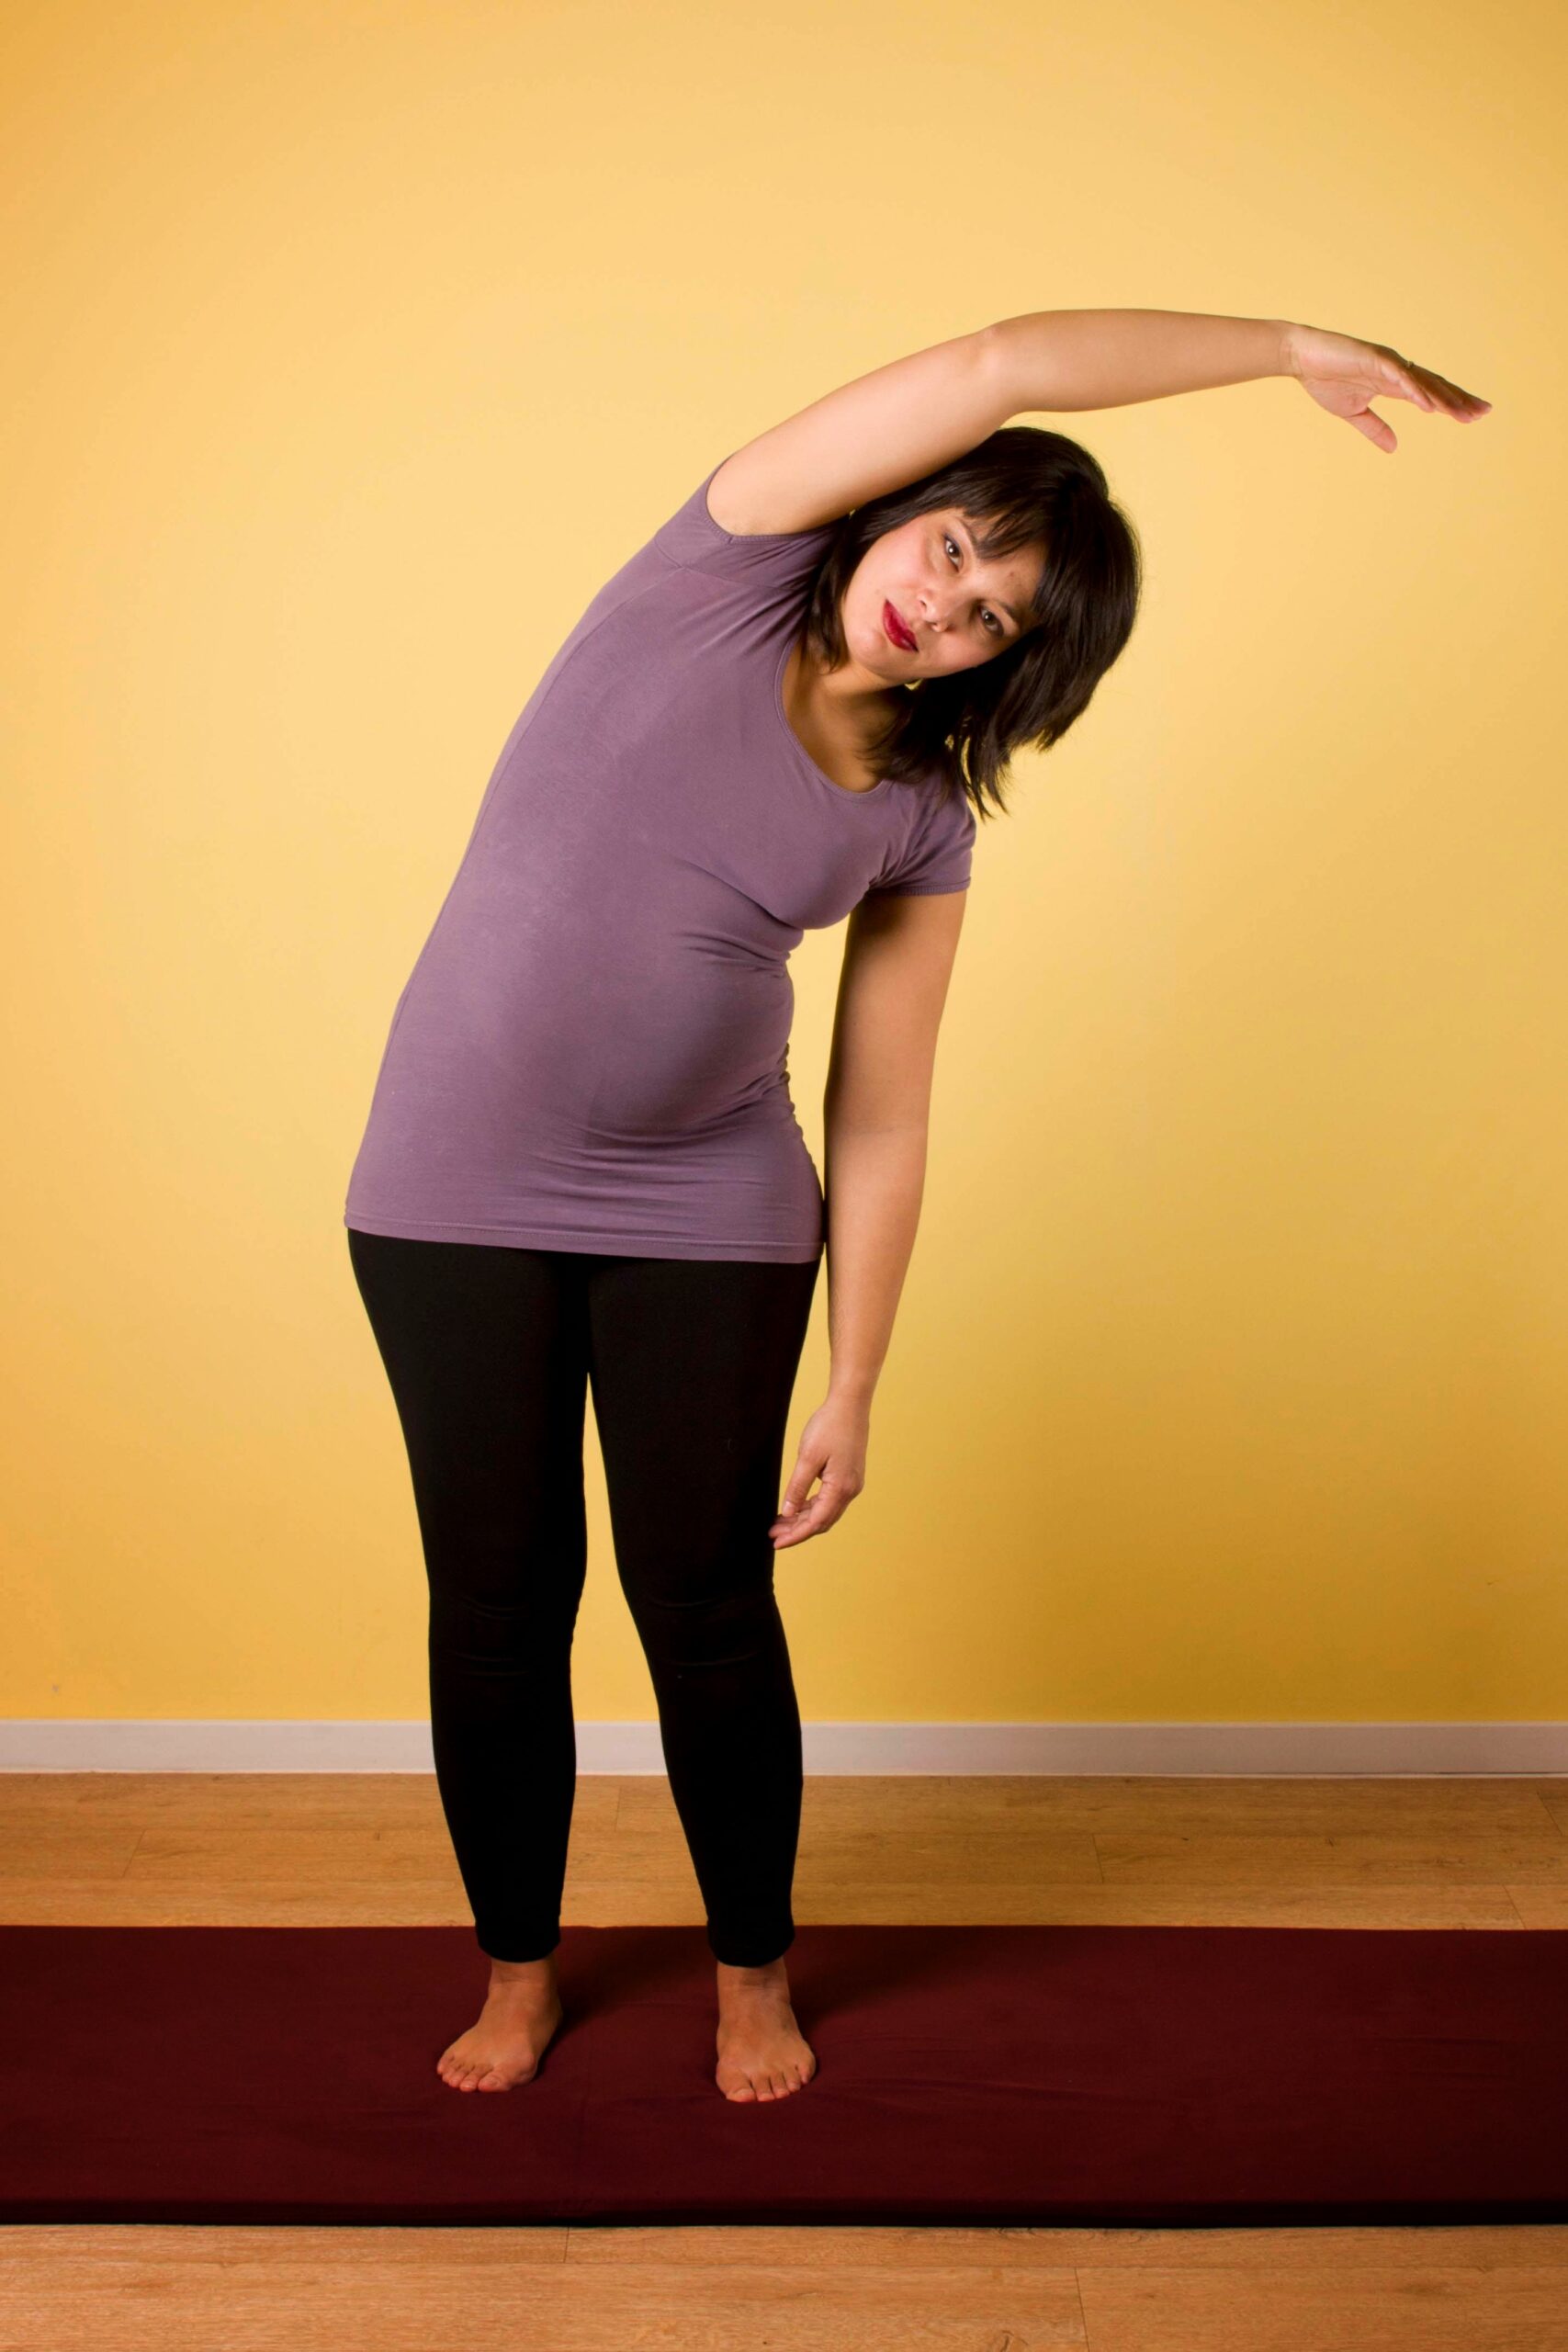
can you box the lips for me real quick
[883,600,918,652]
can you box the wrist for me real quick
[1276,319,1302,379]
[828,1367,878,1408]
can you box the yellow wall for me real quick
[5,0,1561,1724]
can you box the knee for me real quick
[428,1577,582,1670]
[634,1581,781,1673]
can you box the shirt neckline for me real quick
[773,638,897,804]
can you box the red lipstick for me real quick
[883,599,917,652]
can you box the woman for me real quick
[344,310,1489,2105]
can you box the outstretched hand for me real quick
[770,1393,869,1548]
[1283,322,1492,452]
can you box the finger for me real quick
[772,1501,832,1546]
[1381,356,1432,410]
[773,1464,821,1523]
[771,1487,835,1545]
[1410,364,1495,425]
[1430,375,1493,420]
[772,1495,816,1533]
[772,1477,827,1529]
[1351,406,1396,453]
[773,1476,860,1545]
[1401,361,1493,421]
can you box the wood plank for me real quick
[1075,2262,1568,2349]
[3,1772,1562,2345]
[0,2244,1088,2351]
[1092,1828,1568,1884]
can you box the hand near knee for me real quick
[770,1395,868,1547]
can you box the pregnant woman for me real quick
[344,310,1489,2104]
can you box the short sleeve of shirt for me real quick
[654,454,838,604]
[862,780,977,899]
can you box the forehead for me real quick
[940,505,1046,604]
[946,504,1037,562]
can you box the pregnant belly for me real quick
[395,954,791,1142]
[579,958,793,1136]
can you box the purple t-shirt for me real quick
[343,457,976,1262]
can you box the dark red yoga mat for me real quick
[3,1923,1565,2226]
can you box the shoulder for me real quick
[704,450,833,538]
[863,776,976,902]
[652,456,839,589]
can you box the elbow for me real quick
[973,318,1019,420]
[824,1076,934,1141]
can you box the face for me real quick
[842,506,1044,683]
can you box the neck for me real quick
[786,635,901,746]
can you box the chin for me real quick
[864,625,912,676]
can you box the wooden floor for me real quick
[4,1768,1567,2349]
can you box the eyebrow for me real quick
[954,517,1024,628]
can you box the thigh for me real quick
[584,1251,820,1600]
[346,1230,591,1578]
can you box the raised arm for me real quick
[707,323,1011,536]
[987,309,1491,454]
[710,311,1493,535]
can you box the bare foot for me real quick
[715,1956,816,2101]
[437,1954,564,2092]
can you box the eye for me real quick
[943,531,1005,637]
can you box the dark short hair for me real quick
[801,424,1142,816]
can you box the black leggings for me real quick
[346,1228,821,1968]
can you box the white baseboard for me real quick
[2,1721,1565,1774]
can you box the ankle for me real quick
[487,1954,558,1990]
[716,1956,788,1988]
